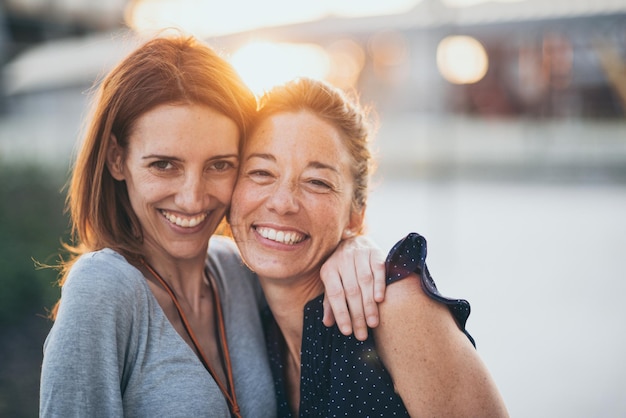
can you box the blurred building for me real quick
[1,0,625,173]
[2,0,625,118]
[1,0,126,56]
[215,0,626,118]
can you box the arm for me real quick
[373,275,509,417]
[40,253,134,417]
[320,235,386,341]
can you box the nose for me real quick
[175,172,209,213]
[265,180,300,215]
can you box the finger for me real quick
[322,294,336,327]
[353,249,379,329]
[321,270,353,336]
[340,264,369,341]
[371,249,387,302]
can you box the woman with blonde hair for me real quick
[230,77,510,417]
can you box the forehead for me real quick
[247,111,349,158]
[130,103,240,152]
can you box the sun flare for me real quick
[230,42,330,95]
[126,0,422,37]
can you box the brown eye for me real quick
[250,169,271,177]
[211,160,235,172]
[150,160,173,170]
[247,169,274,185]
[309,179,331,189]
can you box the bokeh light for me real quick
[368,30,410,83]
[325,39,366,90]
[436,35,489,84]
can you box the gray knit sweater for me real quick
[40,236,275,417]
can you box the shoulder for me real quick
[48,250,150,357]
[60,248,147,314]
[67,248,143,288]
[385,233,474,341]
[385,232,427,284]
[380,273,447,320]
[374,272,473,362]
[374,272,475,362]
[63,249,145,298]
[384,233,453,317]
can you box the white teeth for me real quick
[161,210,207,228]
[256,226,305,245]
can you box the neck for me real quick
[141,252,208,310]
[260,274,324,365]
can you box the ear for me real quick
[106,135,125,181]
[342,205,365,240]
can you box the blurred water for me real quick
[366,177,626,418]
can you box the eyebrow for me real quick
[142,154,182,161]
[245,153,275,163]
[246,152,340,173]
[142,153,238,161]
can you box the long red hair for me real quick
[51,34,255,319]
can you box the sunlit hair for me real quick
[253,77,374,216]
[51,33,255,319]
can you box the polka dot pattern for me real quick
[262,232,475,417]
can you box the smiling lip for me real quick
[254,226,307,245]
[160,209,208,228]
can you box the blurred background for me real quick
[1,0,625,416]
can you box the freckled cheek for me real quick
[236,179,269,202]
[229,183,264,224]
[307,193,344,210]
[313,199,352,228]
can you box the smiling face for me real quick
[107,103,240,265]
[230,110,363,283]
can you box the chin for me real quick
[254,259,298,280]
[167,242,209,260]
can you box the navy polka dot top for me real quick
[262,232,475,417]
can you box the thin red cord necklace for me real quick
[141,259,241,418]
